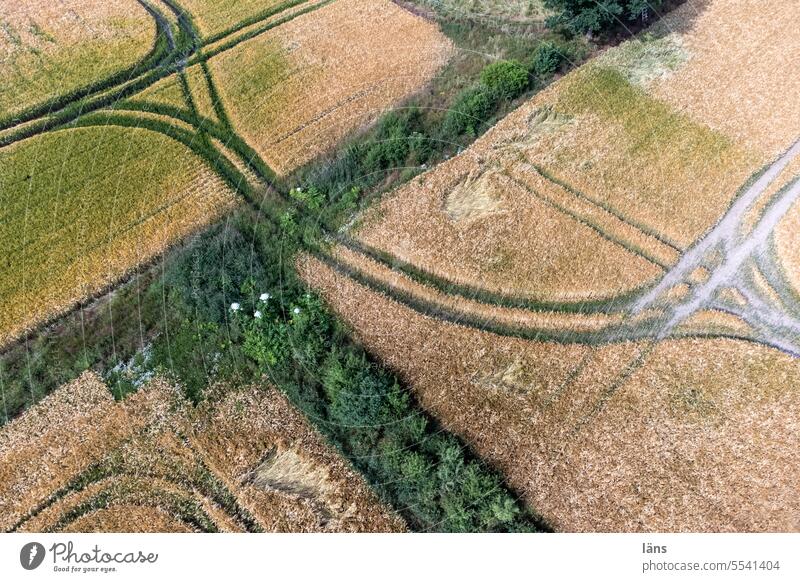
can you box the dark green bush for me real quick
[480,60,529,100]
[544,0,662,34]
[442,84,495,138]
[528,41,564,78]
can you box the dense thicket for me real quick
[544,0,663,34]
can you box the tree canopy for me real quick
[545,0,663,34]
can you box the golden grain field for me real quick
[209,0,453,175]
[300,255,800,532]
[325,246,624,334]
[353,153,664,303]
[0,372,404,533]
[653,0,800,159]
[0,0,155,119]
[351,0,800,310]
[0,125,238,348]
[775,198,800,294]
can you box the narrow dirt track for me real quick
[632,139,800,315]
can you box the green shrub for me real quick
[480,60,529,100]
[442,84,495,138]
[544,0,663,34]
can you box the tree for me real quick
[544,0,662,34]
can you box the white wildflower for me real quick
[293,307,301,315]
[230,302,240,312]
[259,292,271,302]
[254,310,263,319]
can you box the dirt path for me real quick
[622,139,800,355]
[632,139,800,314]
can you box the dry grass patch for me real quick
[674,309,752,338]
[301,257,800,531]
[0,371,165,531]
[127,72,189,110]
[324,247,624,333]
[526,64,755,248]
[189,385,406,532]
[61,505,193,533]
[0,0,154,119]
[209,0,452,175]
[0,125,238,348]
[775,197,800,296]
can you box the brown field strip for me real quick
[0,372,166,531]
[0,373,404,533]
[323,246,625,334]
[60,506,194,533]
[505,162,681,267]
[300,256,800,532]
[775,198,800,296]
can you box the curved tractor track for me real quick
[323,139,800,356]
[6,0,800,360]
[0,0,330,160]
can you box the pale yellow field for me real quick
[0,0,155,119]
[301,256,800,532]
[741,156,800,235]
[0,125,238,348]
[653,0,800,159]
[1,373,404,533]
[324,247,624,333]
[210,0,452,175]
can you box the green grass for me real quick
[414,0,550,23]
